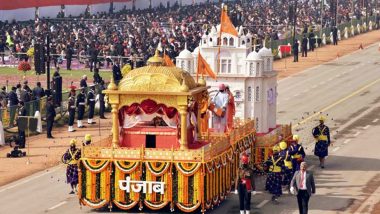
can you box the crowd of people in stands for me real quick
[0,0,377,67]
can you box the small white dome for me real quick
[246,51,261,61]
[178,49,193,59]
[258,47,273,57]
[192,47,200,56]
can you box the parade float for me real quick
[78,8,291,212]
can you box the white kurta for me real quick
[34,111,42,133]
[211,92,229,133]
[0,121,5,146]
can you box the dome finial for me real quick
[107,76,118,90]
[147,49,163,66]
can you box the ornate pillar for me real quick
[178,105,188,150]
[111,104,119,148]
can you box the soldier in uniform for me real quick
[76,88,86,128]
[289,135,306,171]
[235,154,255,214]
[67,88,76,132]
[46,96,56,138]
[265,145,284,202]
[313,116,331,168]
[87,85,96,124]
[17,101,27,148]
[279,141,293,189]
[98,80,106,119]
[62,139,81,194]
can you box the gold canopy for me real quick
[118,65,197,93]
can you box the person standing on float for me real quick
[211,83,228,133]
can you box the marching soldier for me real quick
[17,101,27,148]
[62,139,81,194]
[279,141,293,189]
[76,88,86,128]
[265,145,284,203]
[87,85,96,124]
[313,116,331,168]
[289,135,306,171]
[235,153,255,214]
[67,88,76,132]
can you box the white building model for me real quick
[176,26,278,134]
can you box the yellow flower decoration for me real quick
[27,47,34,57]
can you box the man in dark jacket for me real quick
[66,44,74,70]
[89,45,98,72]
[301,35,308,57]
[8,86,19,128]
[332,26,338,46]
[87,85,96,124]
[46,96,56,138]
[17,101,27,148]
[76,88,86,128]
[98,80,106,119]
[308,31,315,52]
[293,40,299,62]
[32,82,45,112]
[112,61,122,85]
[0,39,5,64]
[80,75,88,88]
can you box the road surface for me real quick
[1,44,380,214]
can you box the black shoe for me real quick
[100,117,106,119]
[47,136,54,139]
[68,130,76,132]
[87,122,96,124]
[69,191,75,194]
[78,126,86,128]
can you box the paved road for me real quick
[1,44,380,214]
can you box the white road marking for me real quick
[343,139,351,144]
[353,131,361,137]
[332,147,340,152]
[355,185,380,213]
[47,201,67,210]
[0,166,62,193]
[363,125,371,130]
[309,165,315,170]
[256,200,270,208]
[372,118,379,123]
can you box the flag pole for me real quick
[217,5,224,75]
[197,51,200,83]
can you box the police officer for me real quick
[309,30,315,51]
[98,80,106,119]
[80,75,88,89]
[17,101,27,148]
[332,26,338,46]
[87,85,96,124]
[289,135,306,171]
[46,96,56,138]
[313,116,331,168]
[76,88,86,128]
[235,153,255,214]
[68,88,76,132]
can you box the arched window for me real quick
[223,37,228,46]
[247,38,251,44]
[180,60,185,70]
[203,39,206,44]
[249,63,254,75]
[266,59,270,71]
[255,86,260,102]
[247,86,252,101]
[229,38,234,46]
[241,40,246,45]
[209,38,213,42]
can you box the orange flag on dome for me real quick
[220,7,238,37]
[197,52,217,81]
[163,52,175,67]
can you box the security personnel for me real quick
[67,88,76,132]
[312,116,331,168]
[17,101,27,148]
[293,40,299,62]
[62,139,81,194]
[87,85,96,124]
[265,145,284,202]
[98,80,106,119]
[83,134,92,146]
[301,34,308,57]
[46,96,56,138]
[289,135,306,171]
[8,86,19,128]
[279,141,293,188]
[76,88,86,128]
[235,153,255,214]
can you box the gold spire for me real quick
[147,49,163,66]
[107,76,118,90]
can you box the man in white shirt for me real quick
[211,84,229,133]
[290,162,316,214]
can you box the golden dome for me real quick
[118,65,197,93]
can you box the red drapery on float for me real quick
[118,99,178,126]
[0,0,132,10]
